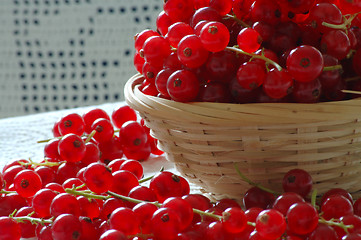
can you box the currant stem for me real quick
[0,189,17,195]
[341,89,361,95]
[138,166,165,184]
[225,46,283,71]
[234,163,280,196]
[323,65,343,72]
[318,218,353,233]
[18,158,65,168]
[12,216,53,225]
[224,14,250,28]
[65,187,111,201]
[322,12,360,30]
[85,130,96,144]
[37,136,61,144]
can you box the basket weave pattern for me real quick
[125,74,361,200]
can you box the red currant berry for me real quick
[237,28,262,53]
[84,162,113,194]
[255,209,286,240]
[167,69,200,102]
[200,21,230,52]
[286,202,319,235]
[58,113,85,136]
[51,214,82,240]
[109,207,140,235]
[282,169,313,198]
[58,133,86,163]
[0,217,21,240]
[111,105,137,129]
[177,35,209,68]
[13,169,42,198]
[286,45,324,83]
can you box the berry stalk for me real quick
[225,46,283,71]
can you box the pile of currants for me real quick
[0,104,360,239]
[134,0,361,104]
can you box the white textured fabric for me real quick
[0,0,162,118]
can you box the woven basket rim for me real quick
[125,73,361,126]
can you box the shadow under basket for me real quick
[125,73,361,201]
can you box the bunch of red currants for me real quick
[0,104,360,239]
[134,0,361,104]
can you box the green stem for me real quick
[322,12,361,30]
[0,189,17,195]
[37,136,61,144]
[224,14,250,28]
[65,187,111,201]
[12,216,53,225]
[19,158,65,168]
[323,65,343,72]
[138,166,164,184]
[85,130,96,144]
[319,218,353,233]
[225,46,283,71]
[341,89,361,95]
[234,163,280,196]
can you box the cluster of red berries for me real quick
[0,134,361,240]
[134,0,361,103]
[0,105,360,239]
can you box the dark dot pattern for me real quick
[0,0,162,117]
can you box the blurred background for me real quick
[0,0,162,118]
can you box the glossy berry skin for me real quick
[133,202,159,234]
[237,28,262,53]
[286,45,324,83]
[166,22,194,48]
[58,133,86,163]
[237,61,266,90]
[163,0,194,22]
[321,188,353,206]
[286,202,319,235]
[263,69,293,99]
[13,169,42,198]
[91,118,114,143]
[292,79,322,103]
[99,230,127,240]
[307,3,343,33]
[282,169,313,198]
[162,197,194,231]
[308,223,338,240]
[177,35,209,69]
[51,214,82,240]
[50,193,81,218]
[167,69,200,102]
[84,162,113,194]
[255,209,287,240]
[151,207,181,240]
[272,192,305,216]
[111,105,137,129]
[150,171,189,203]
[222,207,247,234]
[82,108,111,134]
[134,29,159,52]
[142,36,171,67]
[320,30,351,60]
[58,113,85,136]
[111,170,139,196]
[0,217,21,240]
[119,160,144,180]
[321,195,354,220]
[119,121,148,151]
[32,188,58,218]
[14,206,38,239]
[243,186,275,210]
[109,207,140,235]
[200,21,230,52]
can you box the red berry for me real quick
[51,214,82,240]
[13,169,42,198]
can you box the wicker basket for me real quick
[125,73,361,201]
